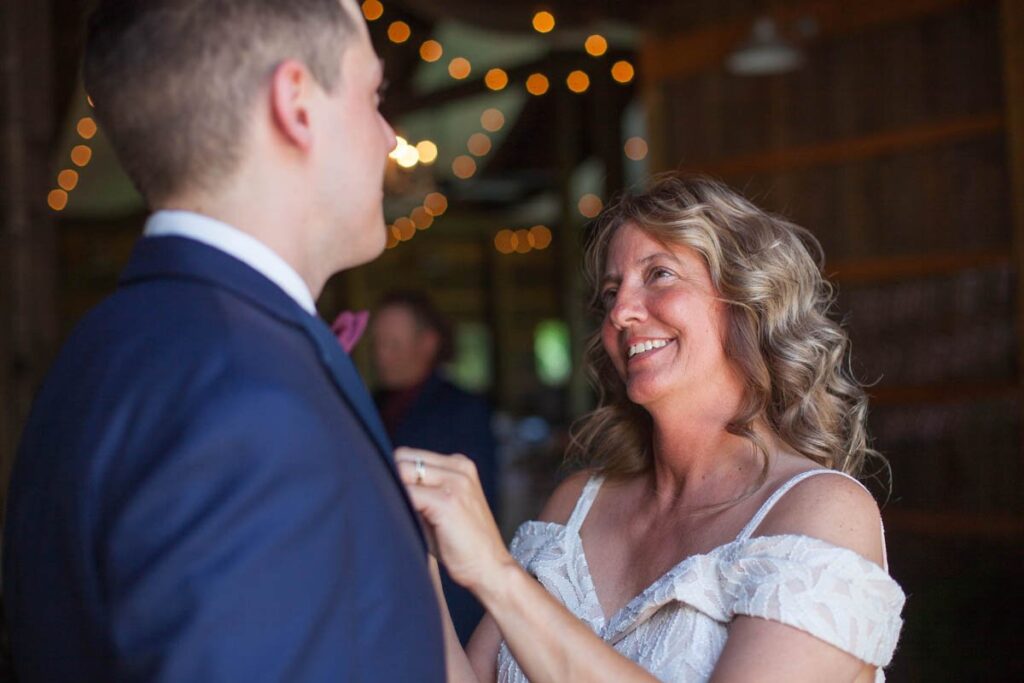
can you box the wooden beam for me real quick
[828,248,1009,284]
[883,509,1024,539]
[0,0,57,523]
[1000,0,1024,471]
[682,112,1003,179]
[642,0,987,83]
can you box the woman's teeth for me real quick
[628,339,669,358]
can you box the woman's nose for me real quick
[608,287,646,330]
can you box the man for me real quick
[370,291,498,644]
[2,1,444,680]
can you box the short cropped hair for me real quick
[376,291,455,365]
[83,0,356,205]
[570,174,881,481]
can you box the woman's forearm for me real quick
[427,557,480,683]
[474,560,659,683]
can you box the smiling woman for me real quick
[394,173,904,683]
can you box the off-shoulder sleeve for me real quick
[718,535,905,667]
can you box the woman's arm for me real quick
[396,448,659,683]
[710,473,888,683]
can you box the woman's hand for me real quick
[395,447,516,596]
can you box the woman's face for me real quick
[599,222,737,411]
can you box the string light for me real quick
[467,133,492,157]
[47,189,68,211]
[411,206,434,230]
[584,35,608,56]
[452,155,476,179]
[419,39,443,62]
[76,117,97,139]
[387,20,411,44]
[480,108,504,132]
[424,192,448,216]
[566,70,590,93]
[578,193,603,218]
[57,169,79,191]
[494,229,516,254]
[484,68,509,91]
[448,57,471,79]
[525,73,549,96]
[532,11,555,33]
[394,217,416,241]
[389,136,420,168]
[624,137,648,161]
[70,145,92,167]
[514,229,532,254]
[415,140,438,164]
[528,225,552,249]
[611,60,635,84]
[361,0,384,21]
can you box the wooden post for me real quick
[1000,0,1024,456]
[0,0,58,523]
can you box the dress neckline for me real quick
[562,468,862,631]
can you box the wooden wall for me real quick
[643,0,1022,677]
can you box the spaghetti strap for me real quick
[565,475,604,534]
[736,469,868,542]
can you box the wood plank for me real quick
[1000,0,1024,470]
[883,508,1024,539]
[868,382,1018,406]
[827,248,1010,283]
[642,0,987,83]
[682,112,1003,179]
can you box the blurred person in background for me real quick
[371,290,498,644]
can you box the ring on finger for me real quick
[414,456,427,485]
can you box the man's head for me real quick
[371,292,453,390]
[84,0,396,277]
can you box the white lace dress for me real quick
[496,470,905,682]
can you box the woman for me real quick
[397,174,905,682]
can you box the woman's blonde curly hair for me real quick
[568,174,881,481]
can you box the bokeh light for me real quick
[419,40,443,62]
[361,0,384,21]
[452,155,477,179]
[525,73,549,96]
[387,21,411,44]
[77,117,97,139]
[514,229,532,254]
[424,192,448,216]
[480,108,505,132]
[578,193,603,218]
[532,11,555,33]
[611,60,635,84]
[529,225,552,249]
[411,206,433,230]
[584,34,608,56]
[467,133,492,157]
[47,189,68,211]
[415,140,438,164]
[484,68,509,91]
[70,145,92,167]
[394,217,416,241]
[495,229,516,254]
[566,70,590,93]
[448,57,472,79]
[57,169,79,192]
[624,137,649,161]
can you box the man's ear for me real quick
[269,59,315,151]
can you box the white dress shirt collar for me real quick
[143,209,317,315]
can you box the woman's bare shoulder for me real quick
[536,469,595,525]
[755,468,885,565]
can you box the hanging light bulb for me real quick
[726,17,803,76]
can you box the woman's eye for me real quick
[600,289,617,306]
[649,267,672,281]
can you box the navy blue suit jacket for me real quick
[376,373,497,644]
[3,236,445,682]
